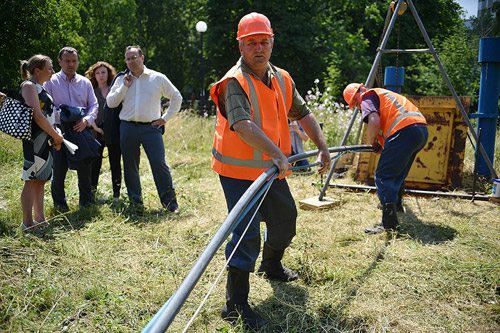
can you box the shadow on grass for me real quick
[398,205,457,245]
[255,241,391,332]
[23,203,107,240]
[3,197,184,240]
[106,198,183,225]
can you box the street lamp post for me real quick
[196,21,207,114]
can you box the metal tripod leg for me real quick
[318,0,406,201]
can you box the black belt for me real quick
[124,120,153,125]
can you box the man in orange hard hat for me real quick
[343,83,428,233]
[211,12,330,329]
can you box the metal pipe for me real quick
[384,66,405,94]
[472,128,482,202]
[317,183,491,201]
[381,48,434,54]
[476,37,500,177]
[144,145,373,332]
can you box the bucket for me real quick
[493,179,500,197]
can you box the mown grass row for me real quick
[1,112,499,332]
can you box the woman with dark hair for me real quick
[85,61,122,199]
[19,55,64,230]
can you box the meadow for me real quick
[1,112,499,332]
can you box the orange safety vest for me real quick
[210,61,293,181]
[363,88,427,146]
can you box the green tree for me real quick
[204,0,325,94]
[77,0,139,74]
[407,23,481,102]
[0,0,82,92]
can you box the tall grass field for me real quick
[1,112,499,332]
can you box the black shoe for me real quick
[365,224,386,234]
[221,302,268,329]
[364,224,399,234]
[257,263,298,282]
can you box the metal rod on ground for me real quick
[145,145,372,332]
[405,0,497,180]
[316,182,491,201]
[472,128,482,202]
[318,0,404,202]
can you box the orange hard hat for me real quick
[343,83,363,108]
[237,12,274,40]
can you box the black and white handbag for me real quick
[0,94,33,141]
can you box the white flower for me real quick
[314,78,319,84]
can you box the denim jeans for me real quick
[220,175,297,272]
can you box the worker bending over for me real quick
[343,83,428,234]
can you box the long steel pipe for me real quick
[317,182,491,201]
[144,145,373,333]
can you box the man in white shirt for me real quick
[106,45,182,212]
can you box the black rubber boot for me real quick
[365,203,400,234]
[257,243,298,282]
[382,202,400,230]
[377,186,405,212]
[221,266,268,330]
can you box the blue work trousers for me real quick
[375,125,428,204]
[220,175,297,272]
[120,121,177,209]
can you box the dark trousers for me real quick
[90,142,122,198]
[51,145,94,207]
[108,144,122,198]
[220,175,297,272]
[375,125,428,204]
[90,140,105,189]
[120,121,177,209]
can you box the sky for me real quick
[456,0,478,18]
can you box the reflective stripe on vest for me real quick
[212,146,275,169]
[379,90,424,140]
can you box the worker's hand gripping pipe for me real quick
[143,144,374,333]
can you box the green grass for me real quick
[1,113,499,332]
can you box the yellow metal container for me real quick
[355,96,470,190]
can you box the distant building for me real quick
[478,0,499,18]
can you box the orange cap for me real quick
[237,12,274,40]
[343,83,363,108]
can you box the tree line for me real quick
[1,0,498,106]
